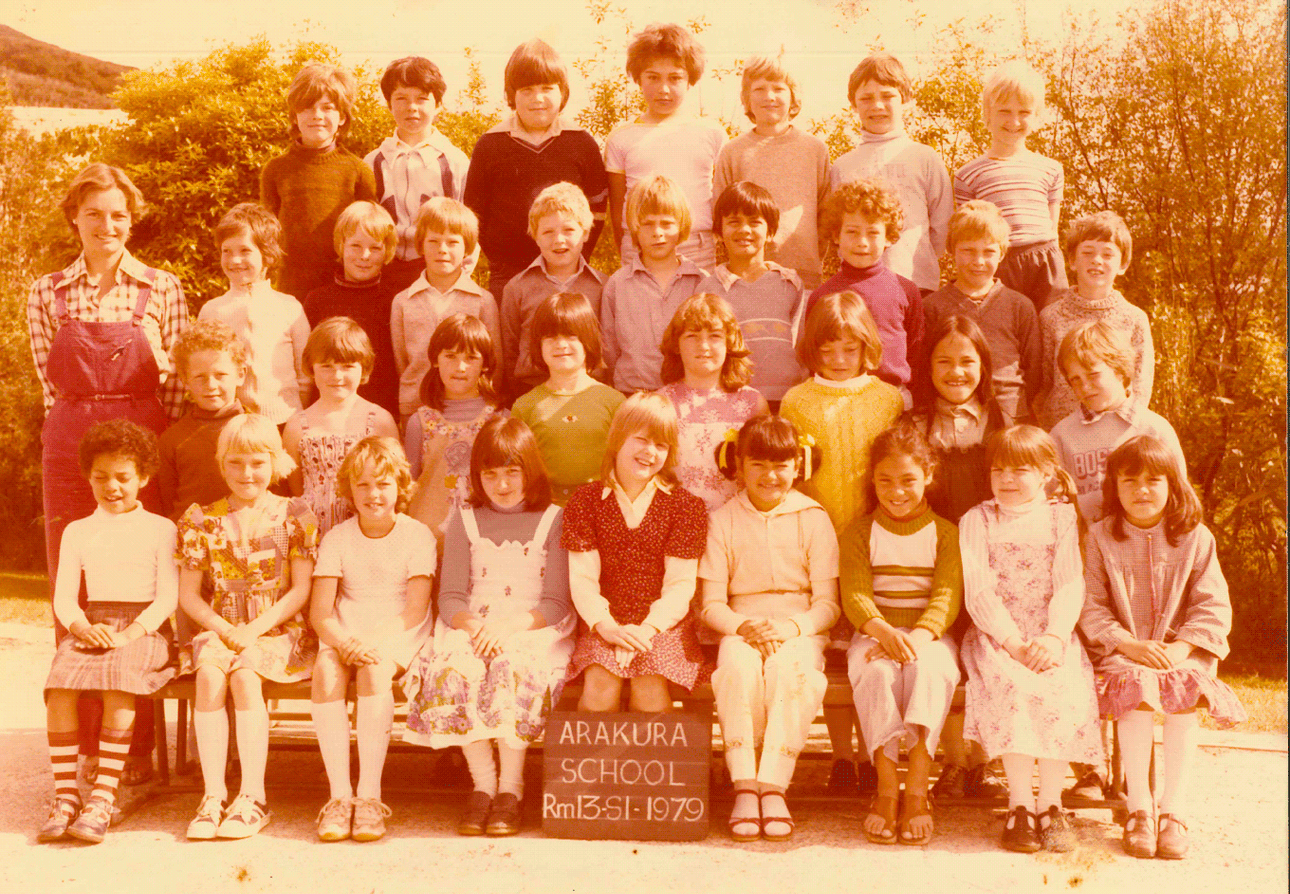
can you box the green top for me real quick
[512,382,625,506]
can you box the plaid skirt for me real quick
[45,602,177,696]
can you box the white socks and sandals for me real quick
[728,784,794,842]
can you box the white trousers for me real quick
[847,630,960,763]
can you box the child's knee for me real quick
[356,661,396,696]
[228,669,265,707]
[195,666,229,709]
[311,652,350,700]
[579,668,622,712]
[628,676,672,713]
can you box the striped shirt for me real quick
[954,150,1064,245]
[366,130,470,262]
[600,255,707,393]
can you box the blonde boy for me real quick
[714,56,830,289]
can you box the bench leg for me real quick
[176,697,192,775]
[154,697,170,787]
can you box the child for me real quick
[390,197,500,425]
[309,437,435,842]
[563,392,709,711]
[701,415,838,842]
[465,39,608,295]
[1080,435,1245,860]
[828,53,952,296]
[923,200,1041,425]
[511,292,625,506]
[657,293,768,511]
[303,201,403,419]
[841,421,961,846]
[954,60,1067,310]
[810,180,924,405]
[261,63,377,300]
[198,203,311,426]
[177,415,318,840]
[405,417,574,836]
[714,56,830,288]
[1051,321,1183,522]
[1037,211,1153,428]
[600,175,707,393]
[958,425,1103,854]
[283,318,400,537]
[698,181,808,403]
[605,22,726,269]
[39,421,177,844]
[500,182,606,399]
[403,313,504,538]
[366,56,470,293]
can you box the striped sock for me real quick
[48,730,80,802]
[90,727,133,806]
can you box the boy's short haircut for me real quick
[947,200,1012,252]
[796,291,884,375]
[215,414,296,482]
[712,181,780,238]
[739,55,801,122]
[414,197,480,256]
[215,202,285,275]
[625,22,705,85]
[379,56,447,105]
[338,436,414,514]
[287,63,358,141]
[981,59,1047,120]
[820,179,904,243]
[1057,320,1135,389]
[333,201,398,264]
[504,39,570,111]
[527,182,593,239]
[1065,210,1134,267]
[847,53,914,105]
[78,419,160,480]
[625,175,693,246]
[529,291,603,376]
[60,163,146,234]
[173,319,248,378]
[303,316,376,379]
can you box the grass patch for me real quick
[1212,673,1288,734]
[0,573,51,626]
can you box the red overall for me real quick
[41,269,168,758]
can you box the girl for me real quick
[40,421,177,844]
[563,392,709,713]
[404,313,504,539]
[959,425,1102,854]
[1080,435,1245,860]
[309,437,435,843]
[284,318,399,537]
[842,422,961,847]
[700,415,837,842]
[177,415,319,841]
[511,292,625,506]
[404,417,574,837]
[658,293,769,512]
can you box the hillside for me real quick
[0,23,132,108]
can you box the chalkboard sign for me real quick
[542,709,711,840]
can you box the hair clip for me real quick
[798,432,816,480]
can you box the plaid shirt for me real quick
[27,252,190,419]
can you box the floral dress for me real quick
[657,381,764,512]
[299,409,376,537]
[176,495,319,682]
[406,403,502,538]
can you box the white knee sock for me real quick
[461,741,498,796]
[1001,752,1036,811]
[1117,710,1155,815]
[497,743,527,799]
[310,699,352,800]
[355,691,395,800]
[234,705,270,803]
[1159,712,1198,816]
[193,707,229,802]
[1036,758,1066,814]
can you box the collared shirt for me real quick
[604,475,669,529]
[366,129,471,260]
[601,255,707,393]
[929,396,989,450]
[500,254,606,384]
[494,114,571,144]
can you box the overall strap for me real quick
[50,271,71,323]
[130,268,158,324]
[532,504,559,545]
[460,505,480,544]
[438,153,454,199]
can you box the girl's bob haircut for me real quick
[303,317,376,380]
[61,162,146,235]
[333,201,398,264]
[215,202,285,276]
[796,291,884,376]
[172,319,248,378]
[337,436,414,515]
[1102,434,1201,546]
[711,180,780,238]
[919,313,1003,424]
[468,416,553,511]
[216,414,296,483]
[286,63,358,142]
[600,392,681,489]
[414,197,480,257]
[715,414,819,483]
[420,313,499,410]
[529,291,603,377]
[659,293,753,391]
[625,175,692,246]
[504,39,570,111]
[78,418,160,480]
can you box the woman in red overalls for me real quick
[27,163,190,786]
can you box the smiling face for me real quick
[421,229,467,281]
[221,451,273,506]
[852,80,905,135]
[953,237,1005,293]
[540,333,587,377]
[515,83,562,133]
[720,211,769,265]
[220,231,266,289]
[388,85,438,144]
[74,187,131,261]
[1071,239,1128,295]
[534,211,587,275]
[677,325,727,383]
[930,332,983,406]
[183,349,245,413]
[313,358,365,402]
[1064,358,1128,415]
[990,462,1046,509]
[637,56,690,120]
[739,455,798,512]
[480,464,526,510]
[614,428,669,489]
[635,212,682,262]
[296,96,343,149]
[817,335,863,382]
[986,94,1036,153]
[350,465,399,526]
[836,210,890,269]
[88,453,147,515]
[748,77,792,129]
[1117,468,1169,529]
[436,346,484,400]
[342,228,386,283]
[873,452,931,521]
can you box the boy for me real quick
[600,175,706,393]
[1037,211,1153,429]
[810,179,924,404]
[500,182,606,401]
[390,197,500,425]
[714,56,830,289]
[954,60,1067,310]
[698,181,807,403]
[829,54,952,296]
[1051,321,1183,522]
[924,200,1041,424]
[303,201,402,419]
[464,39,608,296]
[261,63,376,301]
[367,56,471,293]
[605,22,726,270]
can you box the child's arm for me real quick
[1134,313,1155,409]
[371,405,400,441]
[178,566,231,638]
[533,512,572,631]
[641,497,708,636]
[156,436,179,520]
[606,172,627,258]
[479,292,503,373]
[281,412,305,496]
[913,516,963,640]
[1170,526,1234,661]
[903,280,927,380]
[1047,162,1063,238]
[1017,297,1043,409]
[576,132,610,257]
[599,277,620,382]
[1041,503,1084,652]
[927,154,954,261]
[235,555,314,647]
[959,507,1026,653]
[290,305,312,409]
[1078,526,1136,653]
[390,296,408,377]
[259,162,280,215]
[839,516,881,632]
[128,520,180,639]
[51,524,95,642]
[1033,310,1057,421]
[499,281,522,378]
[403,412,425,480]
[308,576,350,649]
[697,511,744,635]
[355,159,377,203]
[437,511,477,632]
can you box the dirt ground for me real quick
[1,619,1285,894]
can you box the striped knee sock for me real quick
[48,730,80,802]
[90,727,133,806]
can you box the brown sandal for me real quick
[898,793,933,846]
[759,791,794,842]
[727,788,760,842]
[864,795,899,844]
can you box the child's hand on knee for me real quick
[338,637,371,665]
[1020,635,1063,672]
[865,619,917,663]
[1161,640,1195,667]
[73,622,117,650]
[472,616,525,657]
[222,624,258,654]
